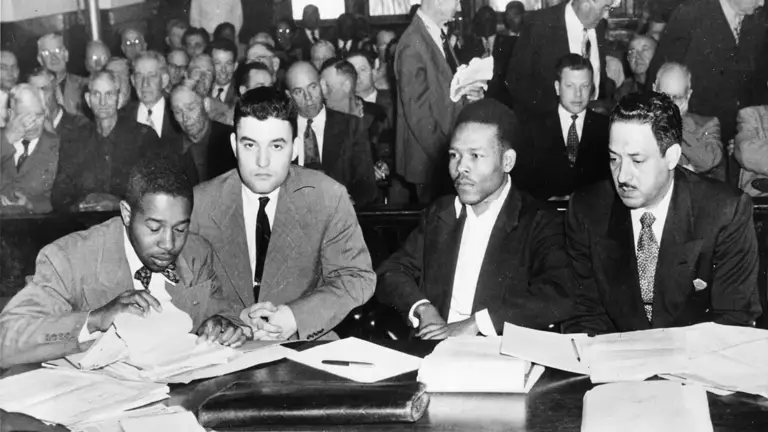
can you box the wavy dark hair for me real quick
[611,91,682,155]
[234,86,297,138]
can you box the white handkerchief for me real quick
[450,56,494,102]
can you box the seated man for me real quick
[165,18,189,51]
[654,62,724,180]
[167,49,190,88]
[614,35,656,103]
[0,83,60,214]
[187,53,232,126]
[37,33,87,116]
[376,99,576,339]
[563,92,761,335]
[210,38,239,106]
[310,40,336,72]
[84,40,110,77]
[125,51,182,143]
[235,62,275,97]
[734,81,768,197]
[191,87,375,341]
[183,27,210,59]
[120,27,147,62]
[0,157,245,368]
[105,57,134,109]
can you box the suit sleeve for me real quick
[286,188,375,338]
[348,118,379,206]
[0,244,92,368]
[194,238,245,329]
[711,193,762,326]
[682,116,723,173]
[487,209,577,332]
[561,196,617,335]
[646,5,692,89]
[734,108,768,176]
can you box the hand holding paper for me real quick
[88,290,162,333]
[450,56,494,103]
[196,315,246,347]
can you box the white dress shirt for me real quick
[630,180,674,249]
[362,89,378,104]
[296,107,327,165]
[483,34,496,55]
[719,0,743,42]
[564,1,601,98]
[409,178,512,336]
[137,97,166,138]
[12,137,39,165]
[558,105,587,145]
[212,83,231,102]
[417,9,447,59]
[337,39,354,52]
[242,184,280,277]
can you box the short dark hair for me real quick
[234,61,273,96]
[346,50,374,67]
[454,99,521,151]
[234,87,296,137]
[321,58,357,90]
[125,154,194,211]
[166,19,189,36]
[213,22,236,41]
[506,1,525,14]
[610,91,683,155]
[555,53,594,82]
[208,37,238,60]
[183,27,210,46]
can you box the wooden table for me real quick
[168,340,768,431]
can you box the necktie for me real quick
[440,30,459,74]
[133,263,180,291]
[313,30,319,43]
[253,196,271,301]
[216,87,225,102]
[566,114,579,165]
[16,139,30,172]
[734,16,744,44]
[304,118,321,168]
[146,108,156,132]
[637,212,659,322]
[482,37,492,57]
[582,29,591,60]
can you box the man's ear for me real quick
[84,93,92,110]
[230,131,238,158]
[292,136,301,161]
[272,58,281,75]
[130,75,137,90]
[502,148,517,173]
[119,200,132,227]
[240,85,247,97]
[664,143,682,169]
[554,80,560,97]
[203,97,211,114]
[62,48,69,63]
[687,88,693,101]
[37,54,44,67]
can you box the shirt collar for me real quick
[241,181,281,208]
[720,0,742,19]
[418,9,445,35]
[14,137,40,155]
[630,176,675,219]
[142,97,165,114]
[300,105,327,125]
[565,0,586,31]
[454,175,512,219]
[558,104,586,122]
[362,89,378,103]
[123,228,146,276]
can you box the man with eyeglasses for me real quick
[36,33,87,116]
[614,35,656,103]
[120,28,147,63]
[187,54,233,126]
[85,40,111,77]
[166,49,190,88]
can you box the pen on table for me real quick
[571,338,581,363]
[321,360,375,367]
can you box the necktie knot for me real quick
[640,212,656,229]
[571,114,578,122]
[216,87,224,99]
[147,108,153,117]
[133,263,179,290]
[258,196,270,208]
[21,139,30,149]
[306,118,313,127]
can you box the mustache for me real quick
[617,182,637,191]
[454,175,475,185]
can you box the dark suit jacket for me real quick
[190,167,376,340]
[563,168,762,335]
[0,130,60,214]
[515,109,610,200]
[0,217,242,368]
[646,0,768,140]
[123,99,184,150]
[59,73,88,116]
[294,27,334,61]
[506,2,608,115]
[457,33,517,106]
[362,100,392,165]
[395,14,468,186]
[376,183,577,333]
[320,108,378,206]
[183,120,237,183]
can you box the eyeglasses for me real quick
[122,39,144,47]
[39,48,65,58]
[627,46,654,60]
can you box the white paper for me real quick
[581,381,713,432]
[288,337,422,383]
[501,323,590,375]
[120,411,205,432]
[71,405,179,432]
[163,344,295,384]
[450,56,494,102]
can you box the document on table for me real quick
[120,411,205,432]
[289,337,422,383]
[71,405,180,432]
[581,381,713,432]
[164,343,295,384]
[501,323,590,375]
[418,336,545,393]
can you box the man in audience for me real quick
[615,35,656,102]
[170,84,236,182]
[507,0,613,116]
[654,62,724,178]
[190,0,242,40]
[377,99,576,338]
[310,40,336,72]
[85,40,110,76]
[250,32,276,48]
[564,92,761,335]
[0,84,59,214]
[125,51,181,143]
[120,27,147,63]
[167,49,190,87]
[516,54,610,200]
[275,19,301,65]
[190,87,375,341]
[105,57,133,109]
[0,50,19,92]
[236,62,275,96]
[645,14,667,41]
[503,1,525,37]
[396,0,482,204]
[0,157,246,369]
[166,19,189,51]
[37,33,87,116]
[349,51,393,127]
[210,38,239,106]
[183,27,210,59]
[188,53,232,125]
[295,4,329,60]
[246,43,280,84]
[286,61,378,206]
[333,13,359,57]
[734,80,768,197]
[372,30,396,90]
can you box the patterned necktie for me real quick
[304,118,321,167]
[16,139,31,172]
[133,263,179,290]
[253,196,271,301]
[146,108,156,132]
[440,30,459,74]
[637,212,659,322]
[566,114,579,165]
[582,29,591,60]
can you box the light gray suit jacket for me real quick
[190,167,375,340]
[0,217,242,369]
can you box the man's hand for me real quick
[465,86,486,102]
[415,303,448,340]
[268,305,298,340]
[196,315,246,347]
[241,301,283,340]
[0,192,32,209]
[445,318,480,338]
[374,160,390,181]
[3,112,34,144]
[88,290,162,333]
[78,193,120,212]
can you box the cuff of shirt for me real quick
[408,299,431,328]
[475,309,497,337]
[78,313,103,343]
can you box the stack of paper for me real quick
[501,323,590,375]
[120,411,205,432]
[0,368,169,427]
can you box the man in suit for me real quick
[377,99,576,338]
[170,84,236,182]
[120,27,147,63]
[286,61,378,206]
[563,92,761,335]
[294,5,327,61]
[0,50,19,92]
[515,54,610,200]
[0,157,245,369]
[506,0,614,116]
[503,1,525,38]
[183,27,210,60]
[190,87,375,341]
[653,62,724,179]
[0,84,59,214]
[167,49,190,88]
[395,0,483,204]
[37,33,87,116]
[614,34,657,103]
[646,0,768,182]
[235,62,275,96]
[210,38,239,106]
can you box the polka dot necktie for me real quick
[566,114,579,166]
[133,263,180,290]
[637,212,658,322]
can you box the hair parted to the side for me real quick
[125,154,194,212]
[234,86,297,137]
[555,53,594,82]
[611,91,683,155]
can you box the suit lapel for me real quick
[321,110,345,173]
[413,15,453,82]
[429,200,465,319]
[93,218,134,306]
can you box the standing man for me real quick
[564,92,761,335]
[295,5,324,61]
[190,87,375,341]
[190,0,242,43]
[503,1,525,38]
[210,38,239,106]
[37,33,87,116]
[372,30,396,91]
[395,0,483,204]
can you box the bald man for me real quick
[1,84,60,214]
[310,41,335,72]
[37,33,87,116]
[85,40,110,76]
[654,62,724,179]
[285,61,378,206]
[615,35,657,103]
[249,32,275,48]
[120,28,147,62]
